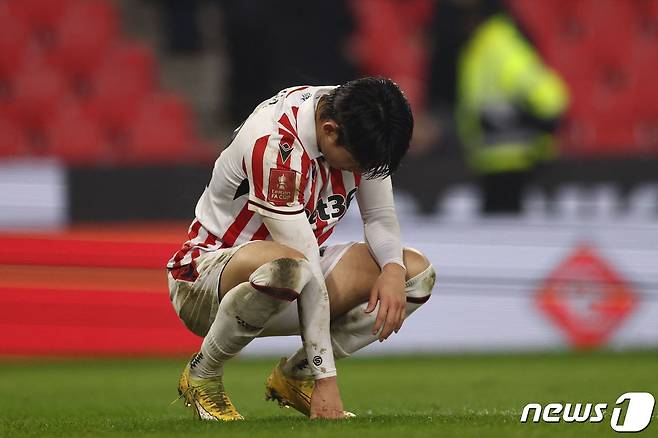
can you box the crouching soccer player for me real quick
[167,77,437,420]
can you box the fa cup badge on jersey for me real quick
[277,175,287,190]
[267,168,296,206]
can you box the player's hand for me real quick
[365,263,407,341]
[310,376,346,420]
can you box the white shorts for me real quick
[167,241,358,337]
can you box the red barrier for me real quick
[0,236,179,268]
[0,287,200,356]
[0,223,201,357]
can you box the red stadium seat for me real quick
[545,43,595,85]
[1,0,209,164]
[141,93,192,124]
[125,93,195,163]
[0,5,31,81]
[643,0,658,32]
[511,0,658,156]
[0,118,30,157]
[630,47,658,150]
[585,0,636,69]
[633,22,658,67]
[104,43,157,88]
[570,69,637,148]
[7,0,74,31]
[630,42,658,117]
[552,1,592,41]
[12,60,68,130]
[593,115,638,153]
[567,97,638,155]
[51,0,119,77]
[88,44,157,131]
[46,102,111,164]
[507,0,559,53]
[563,118,636,156]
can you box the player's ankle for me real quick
[188,352,223,379]
[189,367,222,380]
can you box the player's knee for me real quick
[403,247,431,280]
[249,257,312,302]
[404,248,436,305]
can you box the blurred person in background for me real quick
[221,0,356,127]
[158,1,356,128]
[160,0,202,54]
[453,0,569,213]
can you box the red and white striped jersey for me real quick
[167,85,363,281]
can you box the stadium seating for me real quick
[1,0,656,162]
[508,0,658,156]
[51,0,119,78]
[89,43,157,132]
[0,5,30,82]
[46,102,111,164]
[0,118,29,157]
[0,0,207,165]
[349,0,433,111]
[8,0,74,31]
[12,61,69,131]
[127,93,195,163]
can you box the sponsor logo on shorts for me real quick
[312,356,323,367]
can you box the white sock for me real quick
[283,264,436,379]
[190,258,311,379]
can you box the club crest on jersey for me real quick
[267,168,296,206]
[278,139,294,164]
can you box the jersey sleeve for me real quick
[356,176,405,269]
[244,132,311,221]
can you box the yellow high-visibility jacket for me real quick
[457,14,569,174]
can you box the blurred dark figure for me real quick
[221,1,356,127]
[432,0,569,214]
[161,0,202,53]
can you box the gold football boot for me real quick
[177,359,244,421]
[265,357,355,418]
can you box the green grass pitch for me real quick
[1,351,656,437]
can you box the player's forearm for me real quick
[284,221,337,379]
[297,265,337,379]
[262,215,337,379]
[357,177,405,270]
[363,208,405,269]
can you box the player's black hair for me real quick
[319,77,413,179]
